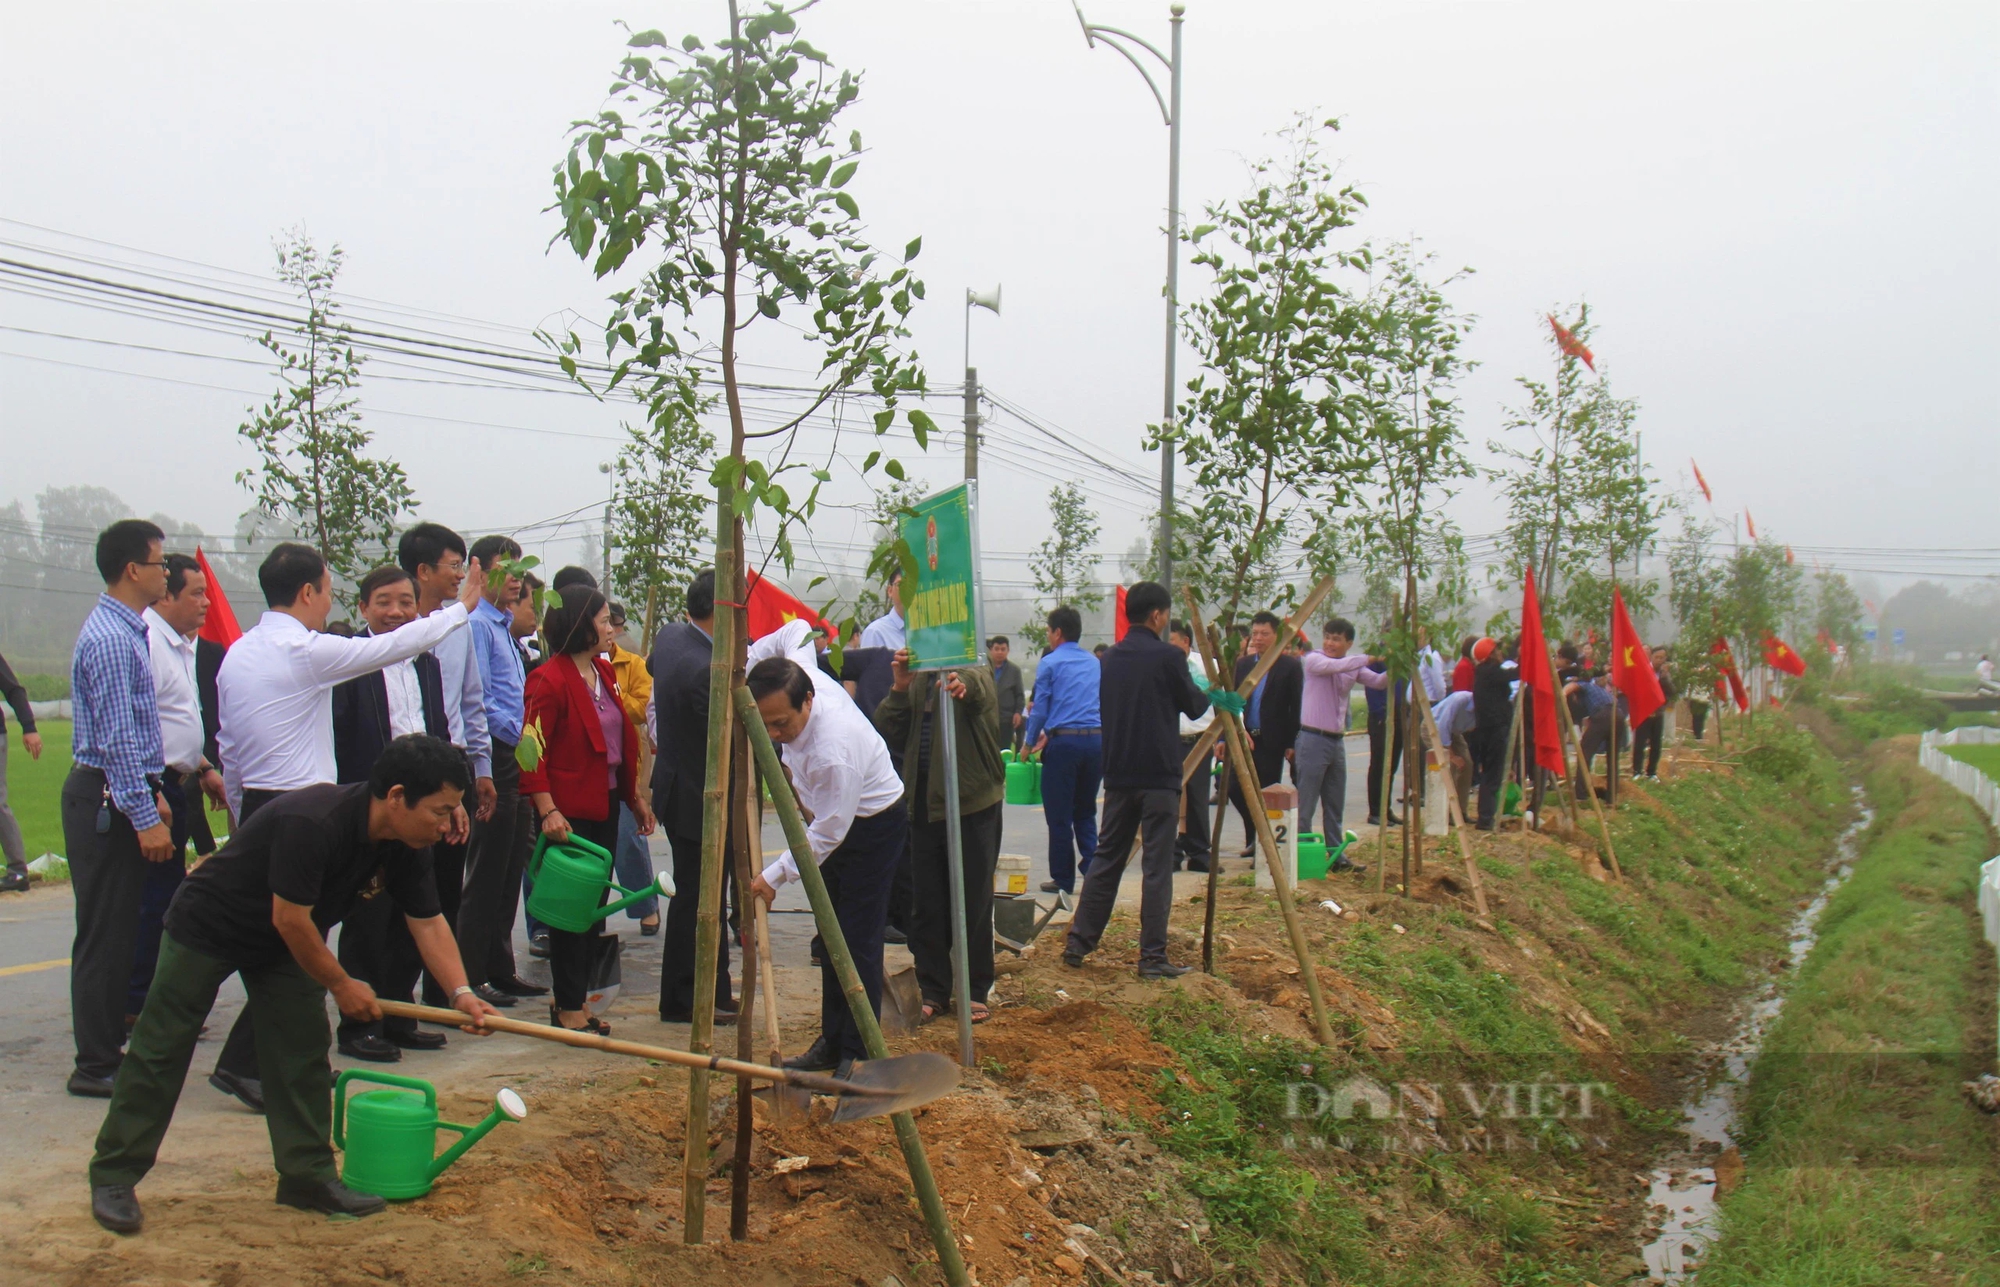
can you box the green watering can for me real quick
[1004,753,1045,806]
[1296,829,1361,881]
[332,1070,527,1200]
[525,833,670,934]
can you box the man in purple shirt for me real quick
[1292,617,1386,848]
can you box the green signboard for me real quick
[900,481,982,670]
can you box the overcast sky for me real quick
[2,1,1994,607]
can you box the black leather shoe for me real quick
[274,1177,387,1218]
[833,1057,856,1082]
[528,932,551,959]
[1061,951,1084,969]
[1039,880,1062,893]
[386,1028,447,1051]
[68,1069,115,1098]
[1138,961,1192,980]
[492,974,549,997]
[91,1183,142,1234]
[337,1034,403,1063]
[0,870,29,893]
[472,983,519,1007]
[782,1035,838,1073]
[209,1068,265,1113]
[657,1006,740,1025]
[1184,856,1211,873]
[882,924,908,945]
[639,918,661,937]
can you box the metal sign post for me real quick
[902,482,983,1068]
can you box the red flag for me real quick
[1711,638,1750,712]
[1745,510,1758,542]
[742,567,828,640]
[1518,568,1568,775]
[1610,588,1666,727]
[195,547,242,648]
[1815,628,1837,655]
[1690,458,1712,504]
[1114,585,1130,642]
[1762,633,1807,677]
[1547,314,1596,372]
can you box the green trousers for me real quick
[90,933,337,1188]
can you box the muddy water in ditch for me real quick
[1637,786,1873,1282]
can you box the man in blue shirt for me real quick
[1024,606,1101,894]
[456,534,536,1006]
[64,520,175,1098]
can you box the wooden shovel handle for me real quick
[376,999,879,1097]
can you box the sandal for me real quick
[920,1001,944,1025]
[969,1002,990,1024]
[549,1006,611,1037]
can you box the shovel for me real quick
[377,1001,958,1123]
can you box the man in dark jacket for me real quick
[328,566,455,1060]
[987,635,1026,752]
[1228,611,1302,856]
[1062,582,1211,979]
[646,569,736,1023]
[875,649,1005,1020]
[1467,638,1513,830]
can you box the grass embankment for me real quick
[1696,740,2000,1286]
[1942,742,2000,785]
[4,719,69,863]
[1067,715,1855,1285]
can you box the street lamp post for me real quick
[964,286,1001,481]
[1075,1,1184,592]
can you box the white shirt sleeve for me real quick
[747,617,818,670]
[303,602,470,687]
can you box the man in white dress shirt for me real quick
[129,554,227,1018]
[206,541,482,1109]
[744,619,905,1077]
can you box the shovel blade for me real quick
[753,1081,812,1122]
[829,1052,961,1123]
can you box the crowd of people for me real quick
[29,510,1702,1238]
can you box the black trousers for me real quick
[548,815,619,1012]
[1228,738,1288,847]
[884,751,913,935]
[126,775,191,1016]
[1575,711,1613,798]
[1632,714,1665,777]
[1065,788,1180,966]
[214,787,284,1081]
[335,895,424,1046]
[658,826,738,1021]
[1688,700,1709,742]
[909,800,1002,1009]
[64,767,155,1080]
[458,745,526,988]
[1178,737,1212,860]
[1365,707,1404,820]
[816,802,906,1063]
[1471,727,1508,829]
[419,836,467,1006]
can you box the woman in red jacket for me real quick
[518,585,655,1033]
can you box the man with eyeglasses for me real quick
[63,520,176,1098]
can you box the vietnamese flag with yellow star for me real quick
[1610,588,1666,727]
[1518,568,1568,774]
[743,567,828,639]
[1762,632,1807,677]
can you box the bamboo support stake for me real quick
[1184,589,1340,1050]
[681,510,741,1243]
[1188,624,1229,973]
[728,721,758,1241]
[734,687,971,1287]
[1556,689,1622,880]
[1406,684,1491,918]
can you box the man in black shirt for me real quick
[1062,583,1211,979]
[85,734,499,1236]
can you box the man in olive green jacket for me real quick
[874,649,1006,1021]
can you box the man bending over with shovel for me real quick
[86,733,500,1234]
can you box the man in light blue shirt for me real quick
[456,535,539,1007]
[858,570,905,650]
[1024,606,1102,894]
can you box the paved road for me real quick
[0,734,1386,1209]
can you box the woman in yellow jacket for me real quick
[604,602,660,934]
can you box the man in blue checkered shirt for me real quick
[63,520,176,1099]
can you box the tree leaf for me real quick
[904,236,922,262]
[829,161,858,189]
[884,458,906,481]
[834,192,860,220]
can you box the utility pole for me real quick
[963,366,980,481]
[1076,2,1184,591]
[598,461,615,591]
